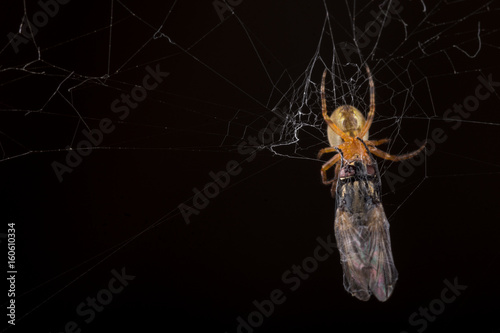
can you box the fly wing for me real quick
[365,204,398,301]
[334,179,398,302]
[335,209,372,301]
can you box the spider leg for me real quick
[318,147,338,159]
[321,154,341,184]
[321,70,350,141]
[368,142,426,161]
[365,138,390,147]
[358,65,375,139]
[329,163,341,198]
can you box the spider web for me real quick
[1,0,500,332]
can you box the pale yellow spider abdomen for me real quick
[327,105,369,147]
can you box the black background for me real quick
[1,1,500,332]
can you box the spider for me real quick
[319,66,427,301]
[318,65,426,196]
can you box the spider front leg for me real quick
[365,138,390,147]
[358,65,375,139]
[317,147,338,159]
[320,153,341,184]
[321,70,350,141]
[329,163,341,197]
[368,142,426,161]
